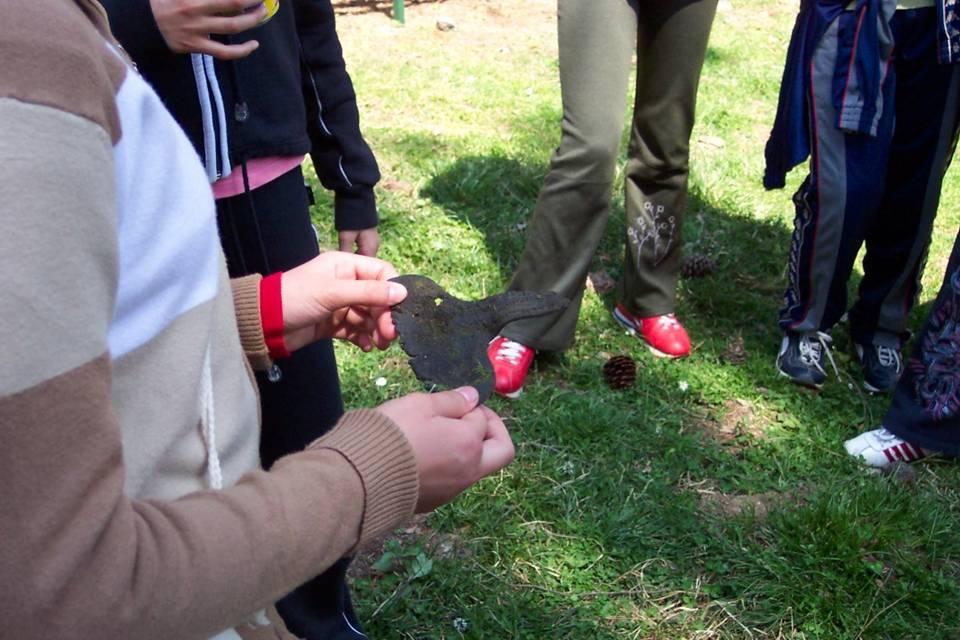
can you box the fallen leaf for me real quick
[586,270,616,295]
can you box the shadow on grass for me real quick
[351,137,960,638]
[418,153,796,378]
[418,150,938,393]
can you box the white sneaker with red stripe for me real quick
[843,427,931,468]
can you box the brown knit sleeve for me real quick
[304,409,420,547]
[231,274,273,371]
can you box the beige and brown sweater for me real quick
[0,1,418,638]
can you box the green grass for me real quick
[305,2,960,637]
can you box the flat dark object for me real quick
[390,275,568,402]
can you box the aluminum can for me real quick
[260,0,279,22]
[245,0,279,24]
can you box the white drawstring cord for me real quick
[199,343,223,490]
[202,54,232,179]
[191,54,218,182]
[200,343,271,632]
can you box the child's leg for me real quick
[779,10,896,335]
[617,0,718,318]
[850,8,960,349]
[882,225,960,456]
[503,0,637,352]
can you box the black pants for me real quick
[217,166,366,639]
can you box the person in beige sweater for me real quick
[0,1,514,639]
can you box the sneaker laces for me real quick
[875,345,902,373]
[873,427,899,444]
[872,427,925,457]
[657,314,681,330]
[494,339,527,364]
[799,331,840,378]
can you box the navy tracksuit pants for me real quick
[781,7,960,349]
[217,166,367,640]
[886,226,960,455]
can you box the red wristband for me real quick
[260,272,290,359]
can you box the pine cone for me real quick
[603,355,637,390]
[722,334,747,365]
[681,254,717,279]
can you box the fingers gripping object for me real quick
[389,275,568,403]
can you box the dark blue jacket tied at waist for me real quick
[763,0,960,191]
[764,0,898,190]
[764,0,960,190]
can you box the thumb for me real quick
[426,386,480,419]
[323,279,407,310]
[477,406,515,475]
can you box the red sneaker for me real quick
[613,303,691,358]
[487,336,534,398]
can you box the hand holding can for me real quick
[149,0,272,60]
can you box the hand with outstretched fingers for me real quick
[281,251,406,352]
[377,387,515,512]
[150,0,267,60]
[338,228,381,257]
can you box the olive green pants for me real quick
[503,0,717,352]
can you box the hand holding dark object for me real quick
[377,387,515,512]
[389,275,568,402]
[281,251,406,352]
[150,0,266,60]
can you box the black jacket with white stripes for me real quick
[101,0,380,230]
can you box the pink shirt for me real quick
[212,155,305,200]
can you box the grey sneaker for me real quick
[777,331,835,389]
[855,342,903,394]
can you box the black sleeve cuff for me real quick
[333,188,379,231]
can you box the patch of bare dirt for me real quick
[380,178,415,195]
[677,475,800,522]
[349,514,471,581]
[697,490,781,521]
[334,0,451,17]
[690,398,769,450]
[334,0,557,55]
[721,398,765,438]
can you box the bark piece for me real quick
[390,275,567,402]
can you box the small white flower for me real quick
[559,461,576,476]
[678,380,689,392]
[375,376,388,387]
[453,617,469,632]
